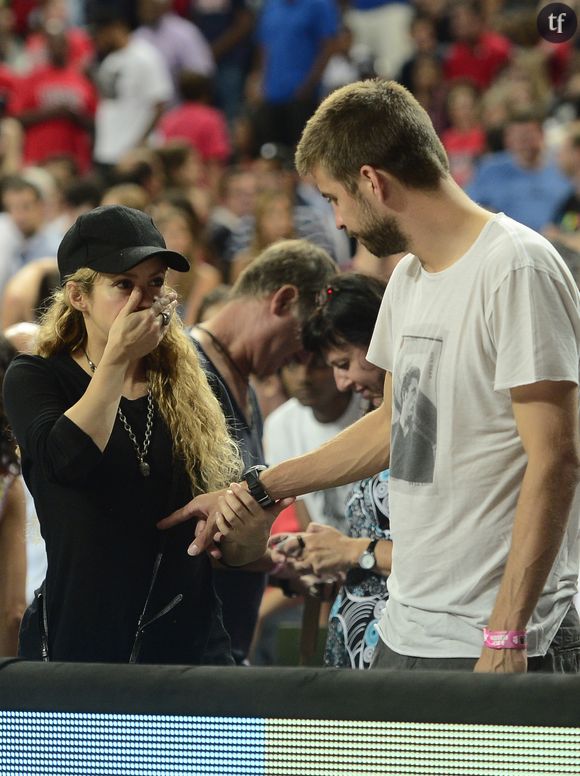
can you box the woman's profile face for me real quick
[325,342,385,406]
[80,256,168,337]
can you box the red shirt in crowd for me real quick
[444,31,511,90]
[10,65,98,172]
[271,503,301,535]
[0,64,18,114]
[158,102,231,163]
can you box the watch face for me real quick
[359,551,375,571]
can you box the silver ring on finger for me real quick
[160,310,171,327]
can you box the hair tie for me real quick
[315,284,340,312]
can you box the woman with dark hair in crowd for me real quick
[3,204,242,664]
[0,335,26,656]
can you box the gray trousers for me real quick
[371,605,580,672]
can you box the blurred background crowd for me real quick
[2,0,580,663]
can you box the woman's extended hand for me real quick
[158,483,294,564]
[157,488,228,559]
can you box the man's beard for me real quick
[352,196,410,258]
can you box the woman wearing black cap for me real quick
[2,205,244,664]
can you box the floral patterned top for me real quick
[324,469,390,669]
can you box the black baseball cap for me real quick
[57,205,190,283]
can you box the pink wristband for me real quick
[483,628,527,650]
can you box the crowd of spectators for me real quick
[2,0,580,662]
[1,1,580,303]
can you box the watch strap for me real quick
[366,538,379,553]
[242,465,275,508]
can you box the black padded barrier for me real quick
[2,660,580,776]
[0,659,579,724]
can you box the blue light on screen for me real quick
[1,712,266,776]
[2,712,580,775]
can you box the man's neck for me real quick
[195,304,253,383]
[195,308,260,426]
[404,178,494,273]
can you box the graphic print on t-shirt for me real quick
[390,335,441,485]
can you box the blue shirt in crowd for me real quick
[258,0,339,103]
[467,152,572,233]
[349,0,409,10]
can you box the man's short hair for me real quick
[231,239,336,322]
[63,179,104,210]
[86,3,131,30]
[178,71,212,103]
[1,175,43,203]
[295,79,449,193]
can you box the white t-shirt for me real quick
[367,213,580,658]
[94,37,173,164]
[264,394,362,530]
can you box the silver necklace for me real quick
[84,351,154,478]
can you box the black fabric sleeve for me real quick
[3,355,104,485]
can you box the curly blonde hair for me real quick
[36,268,241,495]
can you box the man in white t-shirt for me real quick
[89,8,173,169]
[166,79,580,674]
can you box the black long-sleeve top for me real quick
[3,352,231,664]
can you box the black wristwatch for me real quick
[357,538,379,571]
[242,464,276,508]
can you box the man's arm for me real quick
[260,371,392,500]
[139,101,167,146]
[158,371,393,557]
[474,379,580,673]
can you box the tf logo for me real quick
[537,2,578,43]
